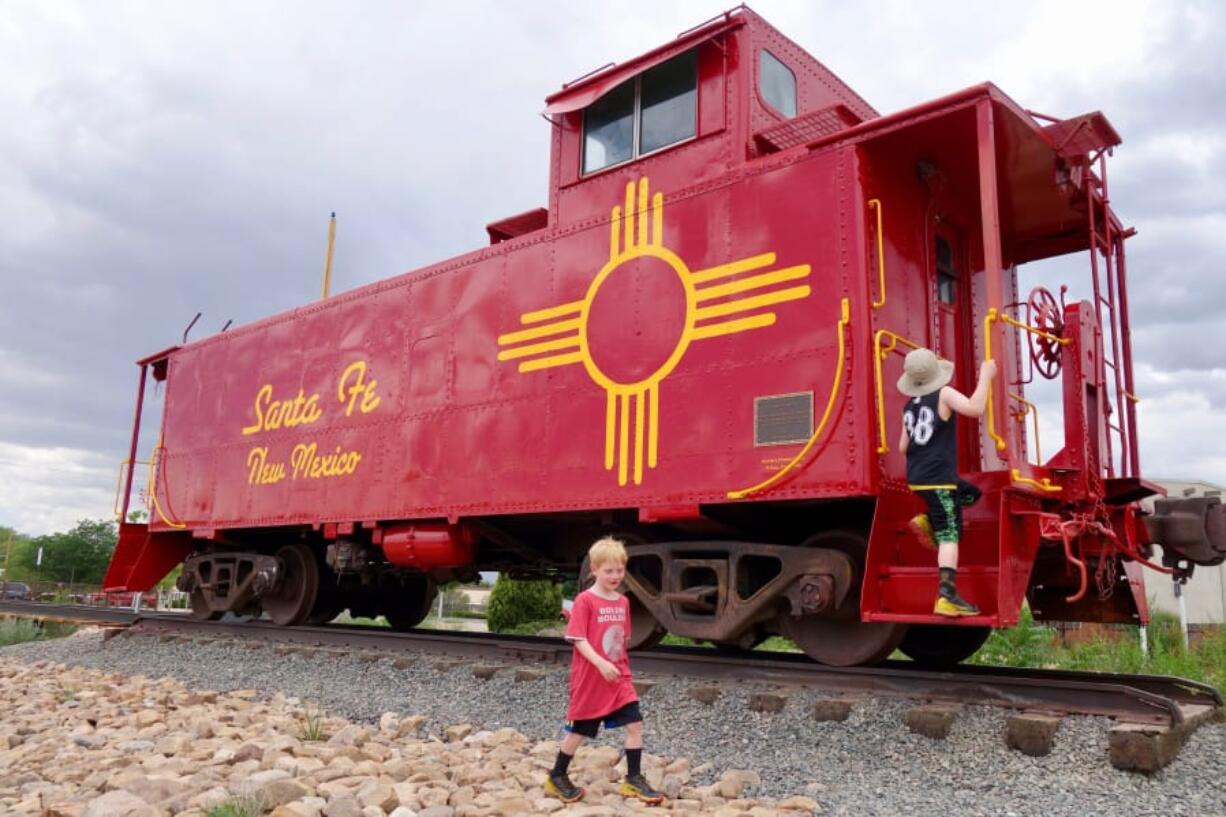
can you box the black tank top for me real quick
[902,390,957,486]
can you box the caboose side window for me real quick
[760,49,796,118]
[935,235,957,304]
[582,50,697,175]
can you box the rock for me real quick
[356,781,398,812]
[778,794,820,813]
[444,724,474,742]
[116,740,156,753]
[327,726,368,747]
[397,716,428,738]
[73,734,106,749]
[716,769,762,799]
[271,804,320,817]
[532,798,564,813]
[492,795,532,814]
[82,790,160,817]
[260,780,312,809]
[417,807,456,817]
[323,795,364,817]
[687,686,722,705]
[389,808,417,817]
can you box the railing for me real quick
[872,328,922,454]
[112,459,150,522]
[868,199,886,309]
[983,308,1069,456]
[727,297,851,499]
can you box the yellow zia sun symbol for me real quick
[497,178,812,486]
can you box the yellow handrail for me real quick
[868,199,885,309]
[1008,392,1042,462]
[112,458,150,521]
[1010,468,1062,493]
[984,308,1072,454]
[146,436,187,529]
[873,329,922,453]
[727,298,851,499]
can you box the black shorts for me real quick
[914,478,981,545]
[564,701,642,738]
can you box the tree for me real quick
[0,527,34,581]
[17,519,117,584]
[486,575,562,633]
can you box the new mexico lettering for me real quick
[241,361,380,486]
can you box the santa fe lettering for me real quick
[241,360,381,486]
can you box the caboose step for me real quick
[872,565,1000,623]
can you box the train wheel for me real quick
[579,553,666,650]
[899,624,992,668]
[188,588,222,621]
[263,544,320,626]
[712,626,770,652]
[305,592,344,626]
[779,529,908,667]
[628,593,665,650]
[383,575,437,631]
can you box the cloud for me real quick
[0,441,116,536]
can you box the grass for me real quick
[298,702,327,742]
[204,794,264,817]
[0,618,77,646]
[970,607,1226,690]
[660,633,800,652]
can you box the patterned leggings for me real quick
[914,479,982,545]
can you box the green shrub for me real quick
[486,576,562,633]
[0,618,43,646]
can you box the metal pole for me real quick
[2,530,13,580]
[321,212,337,299]
[1174,581,1189,650]
[1139,624,1148,658]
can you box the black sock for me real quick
[626,747,642,777]
[552,750,573,776]
[939,567,957,598]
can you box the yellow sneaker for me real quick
[545,772,585,803]
[621,773,665,804]
[907,514,937,550]
[934,594,980,617]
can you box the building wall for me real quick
[1143,479,1226,625]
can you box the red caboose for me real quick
[105,8,1225,665]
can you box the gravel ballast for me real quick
[5,628,1225,817]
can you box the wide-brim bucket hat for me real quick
[897,348,954,397]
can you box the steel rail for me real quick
[2,601,1218,727]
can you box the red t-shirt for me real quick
[564,588,638,720]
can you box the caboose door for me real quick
[931,225,977,470]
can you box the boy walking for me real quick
[546,536,665,805]
[897,348,997,617]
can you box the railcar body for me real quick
[105,7,1226,665]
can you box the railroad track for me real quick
[3,600,1220,771]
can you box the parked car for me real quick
[83,590,158,608]
[0,581,33,601]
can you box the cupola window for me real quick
[582,50,697,174]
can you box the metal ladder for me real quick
[1083,154,1140,479]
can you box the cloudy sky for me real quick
[1,0,1223,535]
